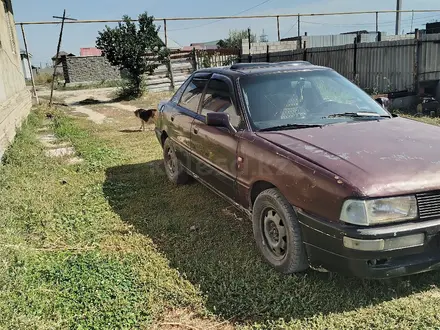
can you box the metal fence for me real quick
[244,33,440,94]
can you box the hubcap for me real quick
[166,147,177,174]
[262,208,287,259]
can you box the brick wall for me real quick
[64,56,122,83]
[63,53,194,92]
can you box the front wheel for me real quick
[163,138,188,185]
[252,188,309,274]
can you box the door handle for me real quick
[193,128,198,134]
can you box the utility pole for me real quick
[20,23,39,105]
[49,10,77,107]
[276,16,280,41]
[297,14,300,37]
[375,12,379,34]
[395,0,402,35]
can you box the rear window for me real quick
[178,77,208,113]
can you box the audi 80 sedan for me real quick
[154,61,440,279]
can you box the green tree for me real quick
[96,12,168,98]
[217,29,257,49]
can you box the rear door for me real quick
[190,74,245,201]
[165,73,210,169]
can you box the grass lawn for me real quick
[1,103,440,329]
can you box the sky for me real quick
[11,0,440,66]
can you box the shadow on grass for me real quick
[103,161,440,323]
[71,95,138,107]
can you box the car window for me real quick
[171,76,191,103]
[178,77,208,112]
[311,75,359,104]
[239,70,389,130]
[201,78,242,129]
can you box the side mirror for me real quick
[205,112,235,132]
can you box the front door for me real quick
[190,74,244,201]
[167,73,210,169]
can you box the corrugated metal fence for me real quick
[247,33,440,94]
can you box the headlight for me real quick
[340,196,418,226]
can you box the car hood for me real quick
[256,117,440,197]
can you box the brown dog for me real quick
[134,108,156,131]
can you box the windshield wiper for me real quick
[259,123,323,132]
[325,112,391,118]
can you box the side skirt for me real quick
[182,165,252,219]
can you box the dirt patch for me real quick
[72,106,107,124]
[151,309,234,330]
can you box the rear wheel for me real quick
[252,188,309,274]
[163,138,188,185]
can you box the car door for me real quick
[190,74,245,201]
[166,73,210,169]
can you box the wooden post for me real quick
[414,29,421,93]
[297,14,300,37]
[191,47,197,71]
[353,37,358,82]
[163,19,168,47]
[49,10,66,107]
[20,23,39,105]
[303,41,307,61]
[266,44,270,62]
[276,16,280,41]
[247,28,252,63]
[375,12,379,34]
[162,19,174,89]
[49,10,76,106]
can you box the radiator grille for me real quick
[416,192,440,220]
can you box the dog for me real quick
[134,108,157,131]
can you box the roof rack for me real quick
[230,61,312,70]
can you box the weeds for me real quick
[0,107,206,329]
[3,102,440,329]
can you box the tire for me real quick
[252,188,309,274]
[163,138,188,185]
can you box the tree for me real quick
[217,29,257,49]
[96,12,168,98]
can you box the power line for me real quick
[281,22,297,38]
[301,14,440,28]
[168,0,275,32]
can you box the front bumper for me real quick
[298,211,440,279]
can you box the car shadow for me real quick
[119,129,142,133]
[103,161,440,324]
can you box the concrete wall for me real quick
[241,40,298,55]
[0,0,32,159]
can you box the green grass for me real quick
[0,108,205,329]
[2,105,440,329]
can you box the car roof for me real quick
[195,61,331,78]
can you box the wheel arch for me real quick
[249,180,277,208]
[160,130,168,147]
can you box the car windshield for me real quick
[239,69,390,130]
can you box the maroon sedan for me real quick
[154,61,440,279]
